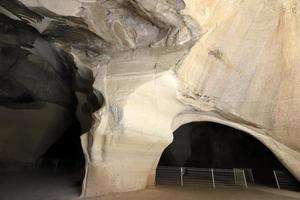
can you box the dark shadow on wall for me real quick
[0,108,86,200]
[158,122,300,187]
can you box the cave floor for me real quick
[0,164,83,200]
[82,186,300,200]
[0,166,299,200]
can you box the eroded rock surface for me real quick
[0,0,200,196]
[0,2,99,163]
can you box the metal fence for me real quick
[156,167,300,191]
[273,170,300,191]
[156,166,181,186]
[244,168,255,185]
[156,166,248,188]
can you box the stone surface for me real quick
[1,0,300,198]
[82,0,300,196]
[0,4,98,163]
[177,0,300,181]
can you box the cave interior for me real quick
[158,122,300,187]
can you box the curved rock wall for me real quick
[1,0,200,196]
[83,0,300,196]
[178,0,300,152]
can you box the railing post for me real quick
[211,168,216,189]
[273,170,281,190]
[247,168,255,185]
[233,168,238,185]
[180,167,184,187]
[242,170,248,189]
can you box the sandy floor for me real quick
[80,186,300,200]
[0,166,299,200]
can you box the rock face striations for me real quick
[1,0,300,197]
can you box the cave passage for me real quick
[158,122,300,188]
[0,93,89,200]
[0,13,100,198]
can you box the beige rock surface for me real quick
[177,0,300,180]
[80,0,300,197]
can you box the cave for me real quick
[1,0,300,199]
[0,12,101,199]
[157,122,300,188]
[0,105,86,198]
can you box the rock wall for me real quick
[177,0,300,178]
[178,0,300,153]
[81,0,300,196]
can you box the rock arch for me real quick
[81,70,300,196]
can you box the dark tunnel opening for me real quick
[41,117,85,165]
[157,122,300,189]
[37,111,85,177]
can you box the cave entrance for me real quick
[157,122,300,190]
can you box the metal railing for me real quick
[156,166,181,185]
[244,168,255,185]
[156,167,300,191]
[156,166,248,188]
[273,170,300,191]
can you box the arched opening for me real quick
[157,122,300,189]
